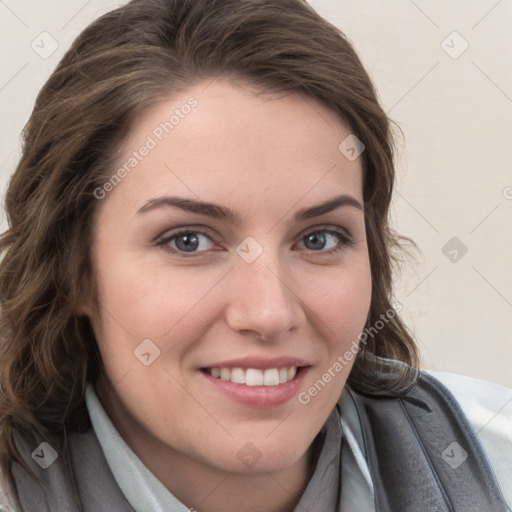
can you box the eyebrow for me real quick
[136,194,364,224]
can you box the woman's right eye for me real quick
[157,230,216,256]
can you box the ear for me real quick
[75,298,92,317]
[73,271,94,317]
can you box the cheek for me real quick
[88,254,232,402]
[312,256,372,343]
[300,256,372,397]
[92,253,222,335]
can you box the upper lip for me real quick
[201,356,310,370]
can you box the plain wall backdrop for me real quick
[0,0,511,387]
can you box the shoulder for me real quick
[424,369,512,509]
[0,427,32,512]
[423,369,512,445]
[0,471,19,512]
[0,496,18,512]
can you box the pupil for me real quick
[176,234,199,252]
[305,232,325,250]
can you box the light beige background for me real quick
[1,1,511,387]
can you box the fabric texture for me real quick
[348,367,508,511]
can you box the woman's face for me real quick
[84,79,372,476]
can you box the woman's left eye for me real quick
[296,228,354,255]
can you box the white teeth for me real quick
[231,367,245,384]
[206,366,298,386]
[245,369,263,386]
[220,368,231,381]
[263,369,280,386]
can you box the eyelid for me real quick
[296,223,352,241]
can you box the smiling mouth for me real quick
[202,366,303,386]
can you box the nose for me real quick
[224,253,304,341]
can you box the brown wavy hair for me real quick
[0,0,418,506]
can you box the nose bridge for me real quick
[225,243,302,338]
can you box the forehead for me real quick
[103,78,363,216]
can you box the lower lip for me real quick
[200,367,309,409]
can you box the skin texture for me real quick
[80,78,372,512]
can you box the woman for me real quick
[0,0,510,511]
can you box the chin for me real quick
[199,434,313,475]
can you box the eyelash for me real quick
[156,227,355,258]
